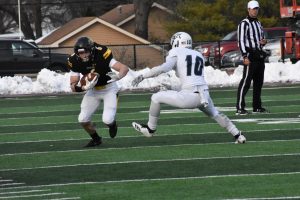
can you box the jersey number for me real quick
[186,55,204,76]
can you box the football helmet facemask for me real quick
[74,37,94,62]
[170,32,192,49]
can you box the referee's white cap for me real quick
[248,0,259,9]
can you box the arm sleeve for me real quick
[109,58,117,68]
[143,57,177,78]
[238,21,248,57]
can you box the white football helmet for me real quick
[170,32,192,49]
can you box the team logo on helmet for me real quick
[170,32,192,49]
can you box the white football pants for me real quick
[147,85,240,136]
[78,82,119,125]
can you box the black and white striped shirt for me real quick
[237,16,264,57]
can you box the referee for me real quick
[236,0,268,115]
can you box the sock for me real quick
[90,132,101,141]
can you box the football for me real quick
[80,72,98,87]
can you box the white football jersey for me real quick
[166,47,207,88]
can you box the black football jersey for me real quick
[67,44,114,86]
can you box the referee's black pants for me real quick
[236,59,265,111]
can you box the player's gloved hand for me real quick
[132,75,144,87]
[106,71,119,83]
[82,75,98,90]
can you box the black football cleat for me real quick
[253,107,269,113]
[236,109,250,115]
[84,138,102,148]
[108,121,118,138]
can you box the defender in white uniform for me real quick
[132,32,246,144]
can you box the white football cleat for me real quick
[235,133,246,144]
[132,122,155,137]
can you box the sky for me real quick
[0,62,300,96]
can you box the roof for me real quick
[100,3,174,26]
[38,17,96,46]
[100,4,134,25]
[37,17,151,47]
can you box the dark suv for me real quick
[0,38,70,76]
[207,27,289,68]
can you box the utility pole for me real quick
[18,0,22,39]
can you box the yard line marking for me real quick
[43,197,80,200]
[1,127,300,144]
[0,105,147,116]
[233,118,300,124]
[2,171,300,189]
[0,153,299,172]
[0,180,12,183]
[0,183,24,187]
[223,196,300,200]
[0,189,50,195]
[1,110,300,127]
[0,192,65,199]
[1,138,300,157]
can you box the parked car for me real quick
[208,27,289,68]
[263,39,291,63]
[221,39,286,68]
[221,50,243,68]
[0,38,70,76]
[194,31,237,66]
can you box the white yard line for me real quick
[0,152,299,172]
[0,189,50,195]
[44,198,80,200]
[0,192,65,199]
[1,138,300,157]
[1,126,300,143]
[0,183,24,187]
[223,196,300,200]
[2,171,300,190]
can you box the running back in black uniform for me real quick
[67,44,114,86]
[68,37,129,148]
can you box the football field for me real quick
[0,84,300,200]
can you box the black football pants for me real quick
[236,59,265,111]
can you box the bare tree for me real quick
[33,0,42,38]
[133,0,154,40]
[0,0,40,39]
[64,0,131,18]
[0,10,15,34]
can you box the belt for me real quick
[94,85,106,90]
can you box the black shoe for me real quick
[84,138,102,148]
[253,107,269,113]
[108,121,118,138]
[236,109,249,115]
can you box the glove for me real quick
[106,71,119,83]
[132,75,144,87]
[82,75,98,90]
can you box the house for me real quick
[100,3,176,43]
[37,17,166,68]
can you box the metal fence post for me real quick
[133,44,136,70]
